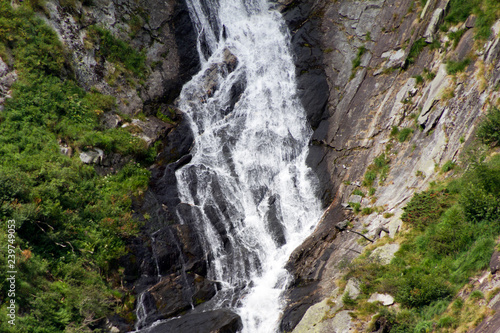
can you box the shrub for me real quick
[88,25,146,77]
[407,38,427,65]
[446,58,471,75]
[398,128,414,142]
[441,160,456,172]
[352,189,365,197]
[396,273,452,308]
[401,190,452,229]
[477,107,500,146]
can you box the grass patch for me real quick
[398,128,414,142]
[88,25,146,78]
[362,153,391,187]
[441,160,457,173]
[446,58,471,75]
[406,38,427,65]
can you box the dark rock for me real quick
[146,273,218,321]
[465,15,477,29]
[265,194,287,246]
[101,113,122,129]
[490,251,500,274]
[145,308,242,333]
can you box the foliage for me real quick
[352,189,365,197]
[441,160,456,173]
[401,190,452,229]
[476,106,500,146]
[445,0,500,40]
[343,153,500,332]
[88,25,146,78]
[448,29,466,48]
[407,38,427,65]
[0,1,152,330]
[398,128,414,142]
[363,153,391,187]
[446,58,471,75]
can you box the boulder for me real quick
[424,8,444,43]
[345,278,361,299]
[79,148,104,164]
[490,251,500,274]
[370,243,400,265]
[348,195,363,204]
[368,293,395,306]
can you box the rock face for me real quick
[279,0,500,330]
[0,56,17,111]
[43,0,199,115]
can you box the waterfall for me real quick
[174,0,323,331]
[137,0,323,332]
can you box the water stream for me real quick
[138,0,322,331]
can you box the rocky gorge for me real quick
[2,0,500,332]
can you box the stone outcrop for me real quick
[279,0,500,330]
[0,56,17,111]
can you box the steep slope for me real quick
[278,0,500,331]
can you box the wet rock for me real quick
[265,194,287,246]
[146,273,218,321]
[146,308,242,333]
[129,117,173,147]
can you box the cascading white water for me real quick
[173,0,323,331]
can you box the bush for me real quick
[396,273,452,308]
[401,190,452,229]
[398,128,414,142]
[407,38,427,65]
[88,25,146,77]
[446,58,471,74]
[477,107,500,146]
[441,160,457,172]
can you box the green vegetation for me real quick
[351,45,367,77]
[448,29,467,48]
[339,112,500,332]
[0,1,153,331]
[352,189,365,197]
[398,128,414,142]
[441,160,457,173]
[406,38,427,65]
[363,153,391,187]
[476,106,500,146]
[88,25,146,78]
[445,0,500,40]
[446,58,471,75]
[392,126,414,142]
